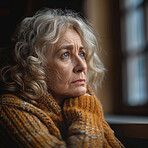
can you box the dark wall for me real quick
[118,137,148,148]
[0,0,83,47]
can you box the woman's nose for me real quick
[73,56,87,73]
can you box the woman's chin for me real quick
[72,86,87,97]
[57,85,87,99]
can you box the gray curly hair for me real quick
[0,8,105,100]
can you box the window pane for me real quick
[121,0,144,9]
[124,54,147,106]
[124,8,145,51]
[146,2,148,41]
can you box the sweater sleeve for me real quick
[102,120,124,148]
[0,105,66,148]
[63,95,124,148]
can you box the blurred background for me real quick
[0,0,148,147]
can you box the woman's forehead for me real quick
[55,29,82,47]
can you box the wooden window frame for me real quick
[113,0,148,116]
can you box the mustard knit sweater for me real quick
[0,88,124,148]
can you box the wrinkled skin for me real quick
[46,29,87,105]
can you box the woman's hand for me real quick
[63,94,105,147]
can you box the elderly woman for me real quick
[0,8,124,147]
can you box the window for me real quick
[116,0,148,115]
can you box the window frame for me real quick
[113,0,148,116]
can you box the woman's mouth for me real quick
[71,79,86,85]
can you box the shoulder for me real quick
[0,94,56,121]
[0,94,44,116]
[0,95,63,147]
[0,94,23,104]
[0,94,55,128]
[0,94,33,109]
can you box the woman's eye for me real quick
[61,52,70,59]
[79,51,86,58]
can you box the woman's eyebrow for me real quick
[57,45,85,52]
[53,45,72,55]
[80,46,85,50]
[59,45,73,50]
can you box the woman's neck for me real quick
[49,90,65,106]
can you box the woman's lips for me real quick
[71,79,86,85]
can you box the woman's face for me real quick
[46,29,87,103]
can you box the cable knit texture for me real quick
[0,87,124,148]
